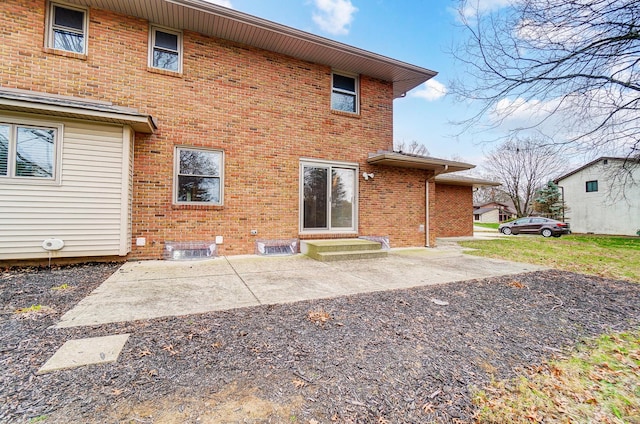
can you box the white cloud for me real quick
[311,0,358,35]
[203,0,233,8]
[460,0,512,18]
[489,96,568,138]
[410,79,448,101]
[488,93,636,156]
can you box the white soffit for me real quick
[367,152,476,174]
[65,0,436,98]
[435,174,501,187]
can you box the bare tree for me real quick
[484,138,566,216]
[452,0,640,162]
[394,140,430,156]
[473,185,512,205]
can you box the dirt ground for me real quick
[1,262,639,423]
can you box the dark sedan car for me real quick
[499,217,571,237]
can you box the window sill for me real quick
[172,203,224,210]
[0,177,61,186]
[43,47,87,61]
[147,66,183,78]
[330,109,361,119]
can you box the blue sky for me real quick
[204,0,497,165]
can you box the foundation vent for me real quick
[164,242,217,260]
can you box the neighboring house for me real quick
[1,0,478,262]
[555,157,640,236]
[473,201,516,223]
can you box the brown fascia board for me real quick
[67,0,436,97]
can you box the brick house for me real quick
[0,0,479,262]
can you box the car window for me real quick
[514,219,529,225]
[531,218,544,223]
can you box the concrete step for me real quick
[301,239,382,254]
[315,249,388,262]
[301,239,385,261]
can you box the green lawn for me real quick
[474,330,640,423]
[461,234,640,422]
[459,234,640,282]
[473,222,501,230]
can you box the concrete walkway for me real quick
[42,235,540,373]
[56,244,541,329]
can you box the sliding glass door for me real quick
[302,162,356,232]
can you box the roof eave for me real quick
[434,175,501,187]
[0,90,157,134]
[66,0,436,97]
[367,152,475,174]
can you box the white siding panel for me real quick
[0,118,131,260]
[559,161,640,235]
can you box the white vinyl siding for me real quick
[0,117,133,260]
[559,161,640,235]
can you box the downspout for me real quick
[426,164,449,247]
[425,181,430,247]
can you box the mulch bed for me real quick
[1,263,639,423]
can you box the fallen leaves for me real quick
[509,280,525,289]
[292,379,306,389]
[162,344,177,355]
[473,329,640,423]
[421,402,434,413]
[307,309,331,326]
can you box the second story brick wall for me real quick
[2,1,442,257]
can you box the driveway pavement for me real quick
[56,243,543,329]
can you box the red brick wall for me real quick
[434,184,473,237]
[359,167,434,248]
[2,1,440,257]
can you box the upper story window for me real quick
[149,26,182,72]
[586,180,598,192]
[174,147,223,205]
[331,72,359,113]
[47,2,88,54]
[1,121,60,182]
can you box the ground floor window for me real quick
[0,118,61,182]
[300,160,357,232]
[174,147,223,205]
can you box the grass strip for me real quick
[473,330,640,423]
[459,234,640,282]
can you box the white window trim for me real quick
[331,71,360,114]
[173,146,224,206]
[299,158,359,234]
[0,115,63,185]
[45,1,89,54]
[148,25,183,73]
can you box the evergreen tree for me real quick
[534,181,565,220]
